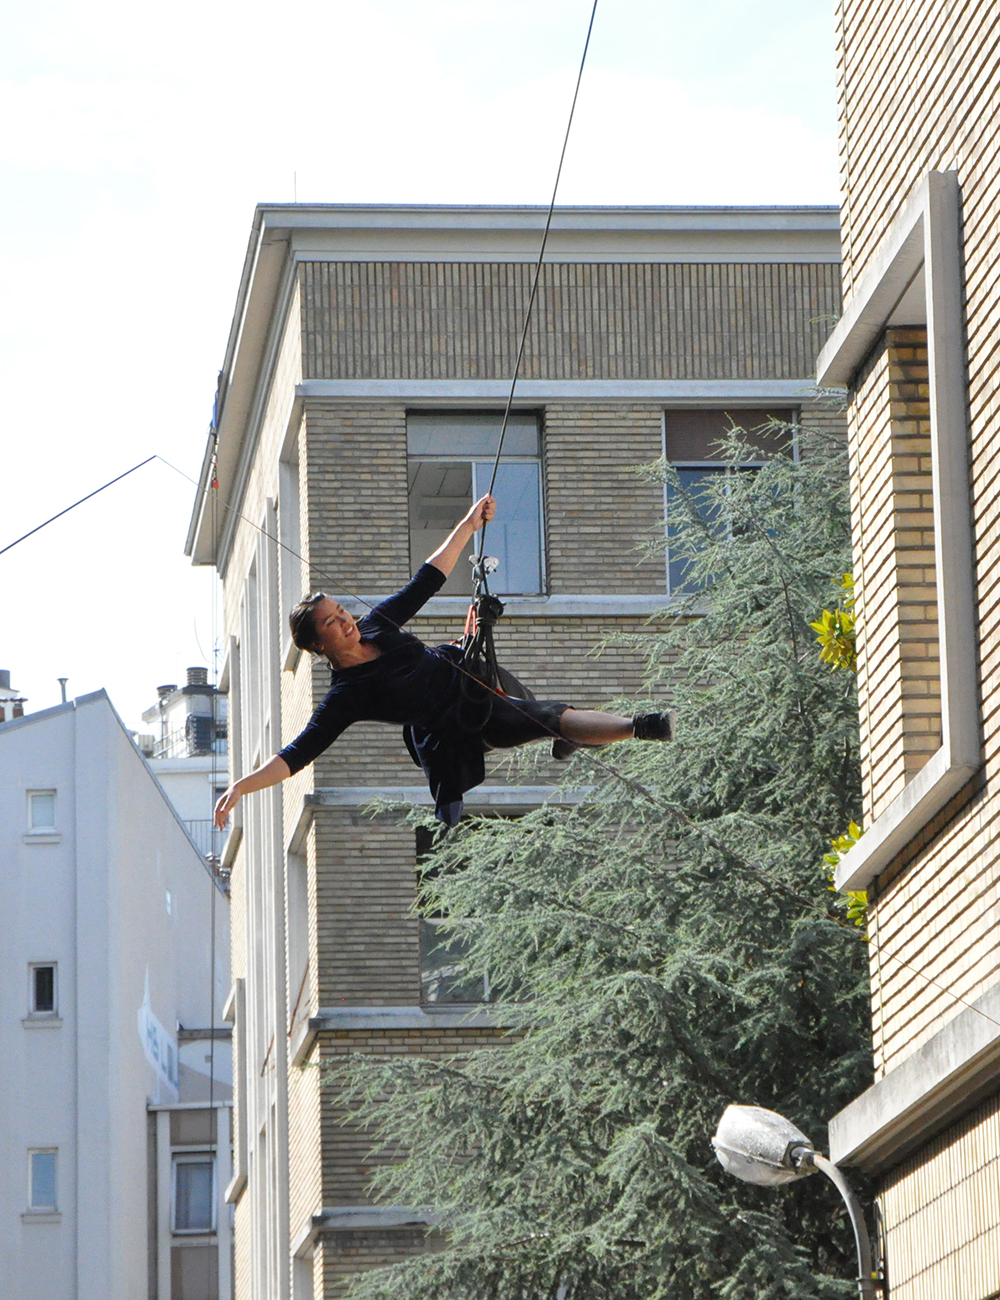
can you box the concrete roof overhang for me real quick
[185,203,842,571]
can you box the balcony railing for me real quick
[183,819,224,860]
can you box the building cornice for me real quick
[286,784,593,856]
[296,378,820,405]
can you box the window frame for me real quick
[171,1151,217,1235]
[28,963,58,1017]
[661,411,799,599]
[27,789,57,832]
[816,169,979,893]
[28,1149,58,1212]
[406,412,546,597]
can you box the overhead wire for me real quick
[0,455,156,557]
[477,0,600,558]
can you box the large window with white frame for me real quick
[407,412,544,597]
[663,408,795,596]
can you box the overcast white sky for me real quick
[0,0,840,733]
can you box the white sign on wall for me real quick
[137,970,179,1098]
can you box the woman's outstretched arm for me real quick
[214,755,291,828]
[426,494,496,577]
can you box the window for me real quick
[419,919,490,1003]
[30,964,56,1015]
[27,790,56,831]
[663,409,794,596]
[28,1150,57,1211]
[415,825,490,1003]
[173,1154,215,1233]
[407,413,544,597]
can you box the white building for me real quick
[0,668,27,722]
[137,668,229,861]
[0,688,233,1300]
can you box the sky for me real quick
[0,0,840,734]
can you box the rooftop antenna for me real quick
[57,678,68,704]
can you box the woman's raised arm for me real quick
[214,755,291,829]
[426,494,496,577]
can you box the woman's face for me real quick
[311,597,361,662]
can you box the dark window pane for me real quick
[664,409,794,461]
[174,1160,214,1232]
[420,920,488,1003]
[667,467,726,594]
[33,966,55,1013]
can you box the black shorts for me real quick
[481,696,572,750]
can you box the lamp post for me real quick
[711,1104,880,1300]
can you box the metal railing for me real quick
[183,819,224,859]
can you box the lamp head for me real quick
[711,1104,817,1187]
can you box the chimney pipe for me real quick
[186,667,209,686]
[58,678,68,704]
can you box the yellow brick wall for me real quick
[300,261,840,381]
[838,4,1000,1294]
[851,328,940,827]
[878,1091,1000,1300]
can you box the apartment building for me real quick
[136,667,230,861]
[186,202,844,1299]
[816,5,1000,1298]
[0,688,232,1300]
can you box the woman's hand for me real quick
[212,756,291,829]
[463,494,496,532]
[214,784,242,829]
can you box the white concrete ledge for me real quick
[311,1005,499,1031]
[297,378,821,404]
[336,593,679,618]
[291,1003,506,1067]
[293,1204,438,1256]
[834,750,977,892]
[287,785,592,855]
[828,981,1000,1172]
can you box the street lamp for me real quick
[711,1104,881,1300]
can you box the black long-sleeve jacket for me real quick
[278,564,487,824]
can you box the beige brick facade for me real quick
[852,328,940,828]
[191,205,843,1300]
[826,4,1000,1297]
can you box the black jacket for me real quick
[278,564,489,825]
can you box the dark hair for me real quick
[289,593,327,652]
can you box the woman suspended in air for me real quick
[213,494,673,830]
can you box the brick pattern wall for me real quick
[301,261,840,381]
[851,327,940,826]
[318,1029,507,1205]
[543,404,665,593]
[317,1231,443,1299]
[302,404,410,594]
[312,811,422,1007]
[879,1090,1000,1300]
[837,9,1000,1291]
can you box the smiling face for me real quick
[310,597,361,663]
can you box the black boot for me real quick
[631,710,675,741]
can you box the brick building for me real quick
[816,5,1000,1298]
[187,203,843,1299]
